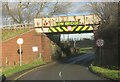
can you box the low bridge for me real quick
[1,14,101,66]
[34,14,101,34]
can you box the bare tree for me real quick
[47,2,72,17]
[2,2,72,25]
[88,2,119,68]
[88,2,118,24]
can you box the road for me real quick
[15,52,110,81]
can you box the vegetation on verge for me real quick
[2,29,30,41]
[89,66,120,80]
[80,47,93,53]
[89,2,119,68]
[2,60,45,77]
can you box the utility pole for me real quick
[74,38,76,48]
[63,34,65,41]
[68,34,69,41]
[17,38,23,66]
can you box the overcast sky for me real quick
[61,33,93,41]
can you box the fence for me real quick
[2,23,34,30]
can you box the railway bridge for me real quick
[2,14,101,66]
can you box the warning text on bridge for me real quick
[34,14,100,28]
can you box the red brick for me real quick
[2,30,52,67]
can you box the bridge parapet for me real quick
[34,14,101,34]
[2,23,34,30]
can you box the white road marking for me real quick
[86,67,88,70]
[14,62,57,80]
[59,71,62,77]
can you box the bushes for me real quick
[3,59,45,77]
[95,16,118,68]
[89,66,120,80]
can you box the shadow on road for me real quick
[56,52,95,67]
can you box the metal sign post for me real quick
[17,38,23,66]
[96,38,104,47]
[96,38,104,66]
[19,44,22,66]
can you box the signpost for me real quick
[17,38,23,66]
[96,38,104,47]
[67,26,72,31]
[32,46,38,52]
[96,38,104,65]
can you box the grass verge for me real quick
[3,60,46,77]
[80,47,93,53]
[89,66,120,80]
[2,29,30,41]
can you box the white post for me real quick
[39,53,42,61]
[17,38,23,66]
[74,39,76,48]
[19,44,22,66]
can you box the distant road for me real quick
[16,52,110,81]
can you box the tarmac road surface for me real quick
[16,52,109,81]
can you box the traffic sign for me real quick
[67,26,72,31]
[17,49,23,55]
[32,47,38,52]
[17,38,23,66]
[17,38,23,45]
[96,38,104,47]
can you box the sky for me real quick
[1,0,119,2]
[61,33,93,41]
[0,2,2,28]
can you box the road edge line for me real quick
[14,62,56,81]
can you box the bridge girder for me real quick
[35,24,99,34]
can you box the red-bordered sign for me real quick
[96,38,104,47]
[67,26,72,31]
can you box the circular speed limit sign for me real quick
[96,38,104,47]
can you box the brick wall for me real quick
[2,30,52,67]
